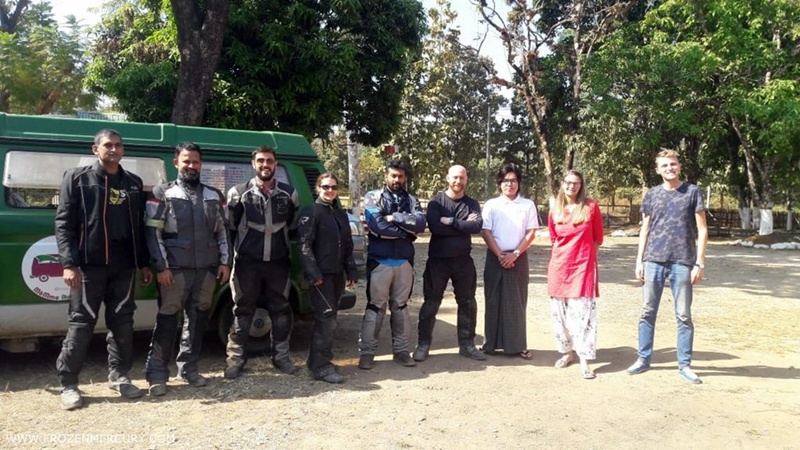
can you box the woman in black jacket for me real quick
[298,173,358,383]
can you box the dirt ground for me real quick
[1,235,799,450]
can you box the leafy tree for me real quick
[312,130,386,199]
[86,0,177,122]
[392,0,505,199]
[539,0,637,174]
[585,15,725,188]
[88,0,425,144]
[474,0,635,198]
[584,0,800,233]
[0,1,95,113]
[0,0,30,32]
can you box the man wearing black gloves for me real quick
[358,159,426,370]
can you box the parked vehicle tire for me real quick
[216,295,272,355]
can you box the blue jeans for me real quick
[637,262,694,368]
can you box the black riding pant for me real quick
[307,272,345,376]
[226,259,293,368]
[417,256,478,347]
[56,265,138,388]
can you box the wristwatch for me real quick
[513,250,521,257]
[694,263,705,269]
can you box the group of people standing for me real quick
[352,153,708,387]
[358,160,599,379]
[53,129,707,412]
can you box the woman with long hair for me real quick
[547,170,604,379]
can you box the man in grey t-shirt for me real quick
[627,150,708,384]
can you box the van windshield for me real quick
[3,151,166,208]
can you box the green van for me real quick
[0,112,334,353]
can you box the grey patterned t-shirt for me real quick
[642,182,704,266]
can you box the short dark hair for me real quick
[175,142,202,159]
[385,159,411,176]
[94,128,122,145]
[252,145,277,160]
[496,163,522,186]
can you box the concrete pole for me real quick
[485,104,491,200]
[347,132,361,215]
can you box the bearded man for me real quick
[144,142,231,395]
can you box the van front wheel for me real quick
[216,297,272,355]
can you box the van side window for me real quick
[2,151,166,209]
[201,162,294,193]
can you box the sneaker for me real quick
[358,354,375,370]
[223,366,242,380]
[678,367,703,384]
[181,372,208,387]
[272,358,299,375]
[412,344,430,362]
[393,351,417,367]
[626,360,651,375]
[314,370,346,384]
[108,376,143,399]
[459,345,488,361]
[60,386,83,410]
[148,383,167,396]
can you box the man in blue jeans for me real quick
[628,149,708,384]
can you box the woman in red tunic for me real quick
[547,170,604,379]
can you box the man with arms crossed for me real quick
[413,165,485,362]
[627,149,708,384]
[358,159,426,370]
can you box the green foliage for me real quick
[87,0,425,143]
[392,0,505,199]
[475,0,636,198]
[85,0,177,122]
[0,1,95,114]
[311,130,386,197]
[584,0,800,209]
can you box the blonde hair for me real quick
[552,170,589,224]
[656,149,680,161]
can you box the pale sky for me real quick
[49,0,102,27]
[421,0,514,110]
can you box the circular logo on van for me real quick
[21,236,71,302]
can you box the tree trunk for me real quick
[738,207,751,229]
[758,208,773,235]
[731,116,774,234]
[520,86,556,199]
[0,90,9,112]
[683,136,701,184]
[170,0,231,126]
[347,133,361,215]
[37,88,61,115]
[0,0,31,33]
